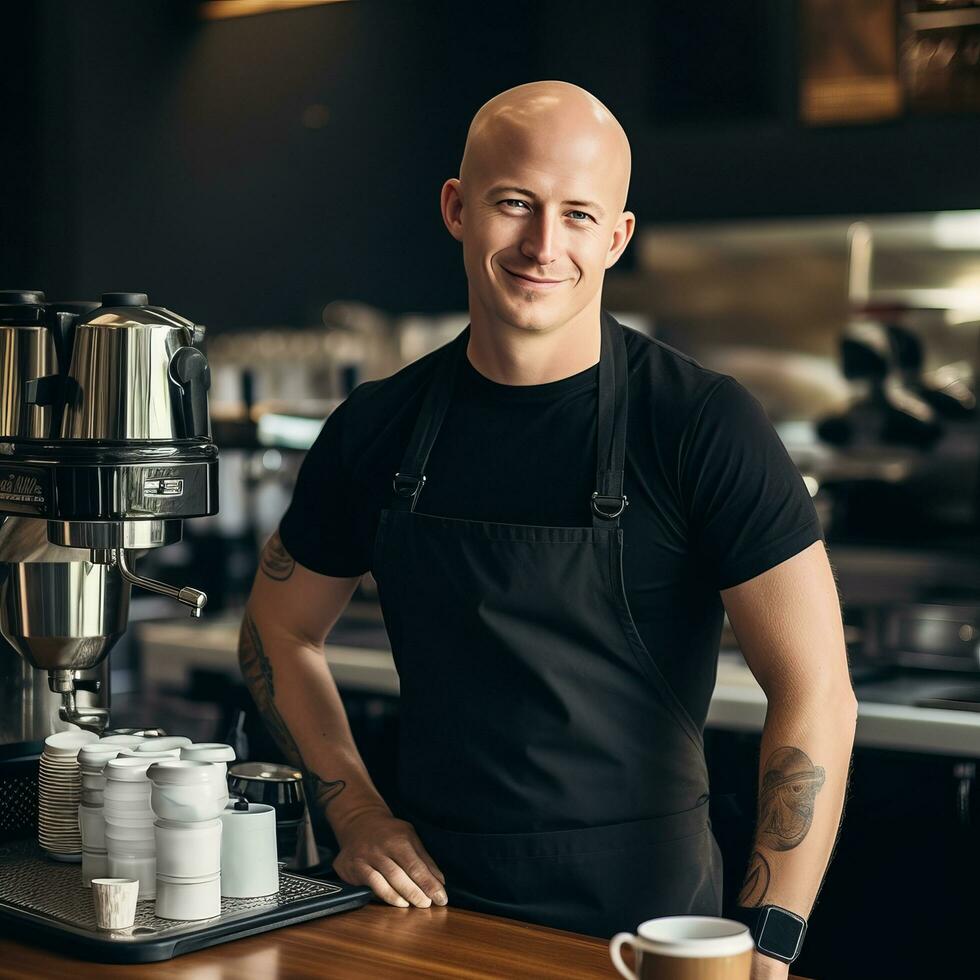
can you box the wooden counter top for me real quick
[0,901,809,979]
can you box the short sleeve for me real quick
[680,377,823,591]
[278,399,366,577]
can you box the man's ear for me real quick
[604,210,636,270]
[441,178,464,242]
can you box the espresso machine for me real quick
[0,290,372,960]
[0,289,218,751]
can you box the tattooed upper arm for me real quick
[260,531,296,581]
[247,538,360,659]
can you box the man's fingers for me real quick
[393,839,449,903]
[361,865,410,908]
[403,855,448,904]
[412,837,447,886]
[379,858,436,908]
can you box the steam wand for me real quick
[110,548,208,618]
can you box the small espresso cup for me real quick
[610,916,754,980]
[91,877,139,931]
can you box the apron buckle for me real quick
[591,492,628,519]
[394,472,427,499]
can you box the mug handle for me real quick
[609,932,640,980]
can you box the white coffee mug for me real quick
[610,916,754,980]
[220,801,279,898]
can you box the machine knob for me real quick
[0,290,46,305]
[100,292,148,307]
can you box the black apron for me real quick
[371,311,722,938]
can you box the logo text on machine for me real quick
[144,478,184,497]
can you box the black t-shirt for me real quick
[279,321,823,732]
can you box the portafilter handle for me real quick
[112,548,207,618]
[49,668,109,734]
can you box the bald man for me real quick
[242,82,856,971]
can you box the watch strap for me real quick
[733,904,807,964]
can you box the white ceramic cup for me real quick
[98,735,145,748]
[155,872,221,921]
[105,756,155,779]
[107,852,156,900]
[103,782,151,803]
[220,802,279,898]
[148,761,227,822]
[105,835,156,856]
[155,818,222,878]
[180,744,235,800]
[91,877,139,930]
[610,917,754,980]
[78,744,121,772]
[120,748,181,762]
[104,821,155,842]
[78,803,106,851]
[137,737,193,754]
[81,848,108,888]
[103,795,153,815]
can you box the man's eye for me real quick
[501,199,529,210]
[568,210,592,222]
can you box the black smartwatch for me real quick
[732,905,807,964]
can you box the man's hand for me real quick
[332,806,448,909]
[751,952,790,980]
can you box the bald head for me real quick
[441,80,636,345]
[460,81,631,213]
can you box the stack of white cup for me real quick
[103,756,160,899]
[98,734,146,750]
[180,743,236,803]
[149,760,228,920]
[77,743,122,886]
[137,736,193,755]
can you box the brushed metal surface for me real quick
[0,324,57,439]
[47,519,182,550]
[61,307,198,442]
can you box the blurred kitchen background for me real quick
[3,1,980,975]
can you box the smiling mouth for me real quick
[502,268,566,288]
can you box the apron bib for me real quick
[371,312,722,937]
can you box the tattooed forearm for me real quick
[239,611,303,767]
[312,776,346,813]
[238,609,347,808]
[759,746,826,851]
[738,850,772,906]
[738,745,826,906]
[260,532,296,581]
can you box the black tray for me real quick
[0,839,372,963]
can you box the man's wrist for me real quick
[328,797,392,839]
[732,905,807,965]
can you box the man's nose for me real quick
[520,210,559,266]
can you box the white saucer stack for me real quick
[38,730,99,860]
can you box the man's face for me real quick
[443,124,633,335]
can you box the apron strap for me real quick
[391,327,469,512]
[591,311,629,529]
[389,315,630,527]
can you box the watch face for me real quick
[758,908,805,960]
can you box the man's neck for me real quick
[466,298,602,386]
